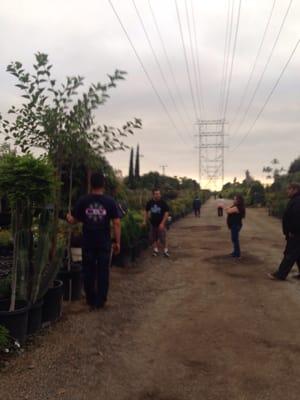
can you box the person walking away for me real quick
[193,196,202,217]
[66,172,121,310]
[268,183,300,280]
[217,195,225,217]
[226,195,246,258]
[144,188,170,257]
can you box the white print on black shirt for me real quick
[150,204,162,215]
[85,203,107,222]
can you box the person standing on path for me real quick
[66,172,121,310]
[193,196,202,217]
[144,188,170,257]
[268,183,300,281]
[226,195,246,258]
[217,195,225,217]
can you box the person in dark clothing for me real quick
[217,195,225,217]
[268,183,300,280]
[193,196,202,217]
[226,194,246,258]
[66,172,121,310]
[144,188,170,257]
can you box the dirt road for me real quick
[1,198,300,400]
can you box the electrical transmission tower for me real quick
[160,164,168,175]
[195,119,227,189]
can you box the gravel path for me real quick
[1,198,300,400]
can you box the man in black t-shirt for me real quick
[66,172,121,310]
[144,189,170,257]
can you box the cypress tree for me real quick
[135,144,140,180]
[128,147,135,188]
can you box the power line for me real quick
[131,0,193,139]
[174,0,198,120]
[148,0,193,123]
[230,0,294,143]
[190,0,206,116]
[231,38,300,151]
[218,0,232,116]
[220,0,235,117]
[107,0,189,145]
[229,0,277,135]
[222,0,242,120]
[184,0,203,117]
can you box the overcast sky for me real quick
[1,0,299,189]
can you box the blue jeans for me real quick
[230,224,242,257]
[82,248,111,307]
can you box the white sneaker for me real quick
[163,250,170,258]
[152,250,159,257]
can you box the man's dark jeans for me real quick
[275,237,300,280]
[194,208,201,217]
[230,224,242,257]
[82,247,111,307]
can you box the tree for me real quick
[128,147,135,189]
[0,53,142,260]
[135,144,140,180]
[263,159,285,183]
[0,154,59,311]
[244,170,254,184]
[288,156,300,174]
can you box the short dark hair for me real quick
[91,172,105,189]
[288,182,300,192]
[152,188,160,194]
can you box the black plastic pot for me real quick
[0,300,29,344]
[0,213,11,228]
[57,263,82,301]
[42,280,63,324]
[27,299,44,336]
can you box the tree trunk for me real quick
[67,163,73,272]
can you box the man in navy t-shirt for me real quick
[66,172,121,310]
[144,188,170,257]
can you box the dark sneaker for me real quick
[267,272,284,281]
[152,250,159,257]
[163,251,170,258]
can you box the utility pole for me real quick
[160,164,168,175]
[195,119,227,189]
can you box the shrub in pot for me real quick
[0,230,13,257]
[0,154,64,341]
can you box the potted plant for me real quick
[0,154,64,341]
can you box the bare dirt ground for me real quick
[1,198,300,400]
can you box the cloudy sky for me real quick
[0,0,299,189]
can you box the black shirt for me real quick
[73,194,119,250]
[227,205,245,228]
[282,192,300,237]
[193,199,201,209]
[146,199,170,227]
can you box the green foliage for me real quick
[1,53,142,157]
[135,144,140,180]
[0,154,55,207]
[128,148,135,189]
[0,230,12,247]
[0,154,59,310]
[121,210,143,249]
[288,156,300,174]
[0,325,9,351]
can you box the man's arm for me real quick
[143,210,149,225]
[159,211,169,230]
[66,213,79,225]
[112,218,121,255]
